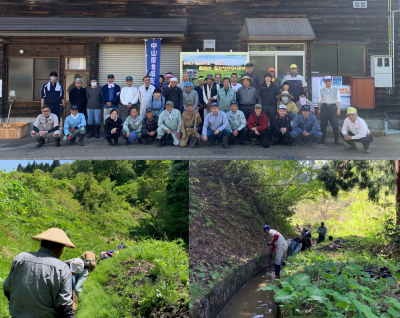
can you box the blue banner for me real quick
[146,39,161,87]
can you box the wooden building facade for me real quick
[0,0,398,119]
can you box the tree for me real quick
[16,164,23,172]
[51,160,61,172]
[317,160,399,224]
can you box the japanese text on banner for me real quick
[146,39,161,87]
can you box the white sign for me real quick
[311,77,351,110]
[203,39,216,51]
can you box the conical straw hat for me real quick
[32,228,76,248]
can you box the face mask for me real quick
[91,82,97,87]
[50,77,57,82]
[282,97,289,104]
[300,97,307,105]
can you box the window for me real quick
[249,44,305,52]
[8,57,59,101]
[311,44,366,76]
[65,57,89,70]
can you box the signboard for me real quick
[180,52,249,84]
[311,76,351,110]
[146,39,161,87]
[203,39,216,51]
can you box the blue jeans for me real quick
[290,241,299,255]
[317,235,326,244]
[87,109,102,125]
[206,128,231,141]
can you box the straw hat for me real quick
[32,228,76,248]
[240,75,253,83]
[276,91,294,100]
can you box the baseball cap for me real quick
[290,64,298,69]
[210,102,219,107]
[126,76,133,81]
[71,105,79,110]
[230,100,238,105]
[278,105,287,110]
[324,75,333,81]
[245,62,254,67]
[301,105,311,112]
[186,100,194,106]
[107,74,114,78]
[146,108,153,113]
[166,101,174,106]
[347,107,357,114]
[254,104,262,109]
[268,67,275,72]
[184,81,191,87]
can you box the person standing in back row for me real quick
[101,74,121,122]
[242,63,259,89]
[138,76,155,118]
[40,71,65,122]
[318,75,341,145]
[120,76,139,122]
[282,64,307,103]
[86,77,102,139]
[237,76,258,120]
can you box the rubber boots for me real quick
[79,134,85,146]
[36,138,45,148]
[208,137,215,146]
[107,137,114,146]
[274,264,281,278]
[87,125,95,139]
[222,135,229,149]
[157,135,165,147]
[54,138,60,147]
[318,128,326,144]
[95,125,100,139]
[333,126,341,145]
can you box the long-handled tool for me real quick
[3,90,16,128]
[189,106,199,148]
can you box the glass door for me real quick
[249,55,275,86]
[277,55,304,83]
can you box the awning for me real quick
[0,17,188,38]
[241,18,315,42]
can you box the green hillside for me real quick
[0,160,189,318]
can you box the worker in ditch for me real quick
[317,222,328,244]
[74,250,98,298]
[31,104,61,148]
[3,227,76,318]
[263,225,288,278]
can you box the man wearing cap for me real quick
[40,71,65,121]
[271,105,292,146]
[86,77,102,139]
[268,67,281,89]
[182,81,199,112]
[247,104,270,148]
[161,72,173,98]
[101,74,121,122]
[203,74,220,117]
[277,91,298,121]
[290,105,323,147]
[63,105,86,146]
[259,72,279,128]
[195,76,206,120]
[282,64,307,103]
[317,222,328,244]
[217,77,236,113]
[3,228,76,317]
[263,225,288,278]
[120,76,139,122]
[147,88,165,116]
[141,108,159,145]
[31,105,61,148]
[202,102,231,148]
[242,62,259,89]
[341,107,373,154]
[226,100,248,146]
[157,101,182,147]
[179,73,194,91]
[237,76,258,120]
[318,75,341,145]
[122,108,143,146]
[138,76,156,118]
[230,73,242,92]
[180,100,202,147]
[165,77,184,113]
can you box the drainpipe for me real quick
[393,9,400,89]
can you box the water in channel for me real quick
[217,270,278,318]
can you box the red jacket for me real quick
[247,112,268,132]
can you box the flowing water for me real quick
[217,270,278,318]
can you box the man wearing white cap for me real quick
[341,107,373,154]
[3,228,76,318]
[165,77,184,112]
[318,75,341,145]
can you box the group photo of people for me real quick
[34,62,373,153]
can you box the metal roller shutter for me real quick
[160,45,181,82]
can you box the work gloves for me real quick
[70,126,78,134]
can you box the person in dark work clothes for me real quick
[318,75,341,145]
[104,109,123,147]
[258,72,279,132]
[236,76,258,120]
[241,62,259,90]
[271,105,292,146]
[69,78,87,121]
[40,71,65,122]
[203,74,220,117]
[268,67,281,90]
[282,64,307,103]
[165,78,184,112]
[214,73,223,89]
[101,74,121,122]
[194,76,206,121]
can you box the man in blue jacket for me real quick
[40,71,65,121]
[63,105,87,146]
[101,74,121,122]
[290,105,322,147]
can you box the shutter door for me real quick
[160,45,182,82]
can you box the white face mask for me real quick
[281,97,289,104]
[91,82,97,87]
[300,97,307,105]
[50,77,57,82]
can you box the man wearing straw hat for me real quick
[3,228,76,318]
[236,75,258,120]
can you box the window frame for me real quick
[7,56,60,102]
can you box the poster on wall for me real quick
[311,76,351,110]
[180,52,249,83]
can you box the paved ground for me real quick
[0,132,399,160]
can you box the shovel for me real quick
[188,106,199,148]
